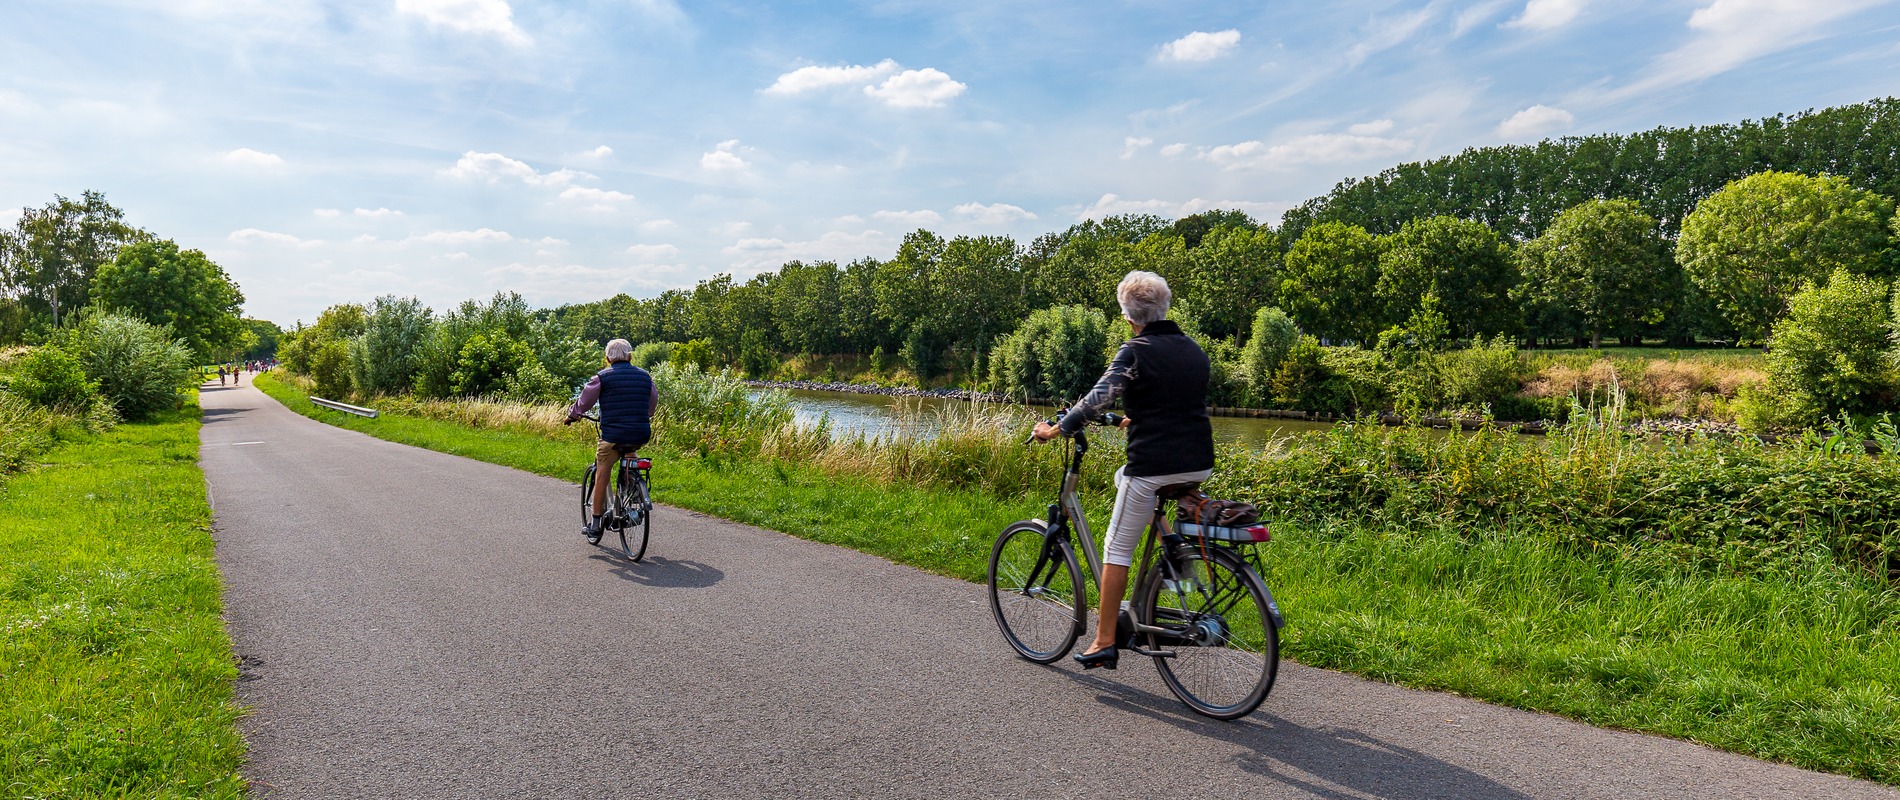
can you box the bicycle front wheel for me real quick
[988,520,1084,663]
[616,467,649,562]
[1140,547,1279,719]
[580,464,600,540]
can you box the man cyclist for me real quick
[564,339,657,543]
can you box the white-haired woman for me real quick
[565,339,659,543]
[1032,271,1215,670]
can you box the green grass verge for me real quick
[0,394,244,799]
[254,373,1899,784]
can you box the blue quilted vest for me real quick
[596,362,653,447]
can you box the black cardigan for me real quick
[1058,320,1215,477]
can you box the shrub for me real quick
[629,341,673,369]
[310,338,353,399]
[529,323,600,392]
[503,360,570,404]
[1241,307,1298,399]
[6,346,97,409]
[1760,270,1896,425]
[349,295,432,395]
[669,338,721,371]
[57,312,194,421]
[988,305,1108,402]
[450,333,536,398]
[1441,335,1525,412]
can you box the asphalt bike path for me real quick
[199,382,1896,799]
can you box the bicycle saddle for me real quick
[1155,482,1202,500]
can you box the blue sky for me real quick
[5,0,1899,326]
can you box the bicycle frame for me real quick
[1033,429,1200,653]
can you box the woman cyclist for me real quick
[1031,271,1214,670]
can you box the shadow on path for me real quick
[588,553,726,589]
[1065,670,1531,800]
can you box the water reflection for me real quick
[772,388,1335,450]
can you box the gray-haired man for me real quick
[565,339,658,543]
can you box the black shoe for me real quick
[582,518,603,544]
[1073,645,1119,670]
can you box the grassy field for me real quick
[0,395,245,799]
[254,372,1899,785]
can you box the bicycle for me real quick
[577,413,653,562]
[987,411,1284,720]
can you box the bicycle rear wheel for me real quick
[988,520,1084,663]
[1139,546,1279,719]
[616,466,649,562]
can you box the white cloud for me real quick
[1346,7,1436,67]
[1347,119,1395,135]
[1160,30,1241,62]
[355,207,404,218]
[953,202,1037,225]
[228,228,319,247]
[833,214,866,225]
[443,151,588,187]
[395,0,531,45]
[1504,0,1587,30]
[722,230,893,272]
[409,228,515,244]
[1496,104,1575,138]
[1120,136,1153,159]
[1159,143,1188,157]
[864,68,966,109]
[639,219,678,232]
[1455,0,1516,35]
[625,243,680,261]
[1603,0,1885,100]
[872,209,943,225]
[1198,131,1414,170]
[700,140,749,171]
[1076,195,1292,223]
[764,60,900,94]
[560,187,635,211]
[223,148,283,167]
[579,145,613,160]
[313,208,341,218]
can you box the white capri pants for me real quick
[1101,466,1214,567]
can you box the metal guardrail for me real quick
[310,396,379,418]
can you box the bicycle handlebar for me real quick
[1025,408,1124,445]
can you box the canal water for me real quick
[776,387,1335,449]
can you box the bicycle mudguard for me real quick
[1260,582,1286,630]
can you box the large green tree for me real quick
[1180,225,1279,340]
[1515,199,1673,348]
[90,239,245,360]
[1676,170,1897,343]
[0,191,143,328]
[1374,216,1519,339]
[1279,221,1383,343]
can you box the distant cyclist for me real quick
[564,339,657,543]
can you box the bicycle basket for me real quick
[1177,521,1271,544]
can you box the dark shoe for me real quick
[582,517,603,544]
[1073,645,1119,670]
